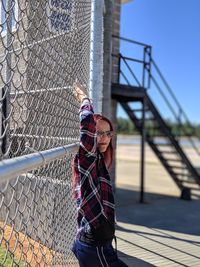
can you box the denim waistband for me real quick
[79,232,113,247]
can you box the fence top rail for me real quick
[0,143,79,183]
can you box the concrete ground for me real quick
[115,143,200,267]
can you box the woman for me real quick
[72,85,128,267]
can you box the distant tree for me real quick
[117,117,200,137]
[117,117,137,134]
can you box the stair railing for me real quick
[112,35,151,88]
[148,54,200,156]
[112,35,200,156]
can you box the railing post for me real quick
[117,53,121,83]
[143,46,152,89]
[178,108,183,137]
[142,47,146,87]
[147,46,152,89]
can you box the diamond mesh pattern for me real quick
[0,0,91,265]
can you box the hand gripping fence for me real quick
[0,0,92,266]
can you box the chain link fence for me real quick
[0,0,92,265]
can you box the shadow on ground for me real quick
[118,251,155,267]
[115,186,200,236]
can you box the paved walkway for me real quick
[115,184,200,267]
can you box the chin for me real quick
[99,146,107,153]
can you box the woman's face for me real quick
[96,119,112,153]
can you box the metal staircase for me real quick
[112,36,200,199]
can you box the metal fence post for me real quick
[89,0,104,113]
[0,1,92,265]
[2,0,12,157]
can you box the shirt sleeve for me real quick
[77,99,105,228]
[79,99,97,155]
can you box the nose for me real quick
[99,134,106,140]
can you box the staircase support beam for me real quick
[140,97,146,203]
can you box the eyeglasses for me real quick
[96,130,114,138]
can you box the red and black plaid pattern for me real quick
[74,99,115,234]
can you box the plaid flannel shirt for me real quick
[74,99,115,235]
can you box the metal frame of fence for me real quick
[0,0,105,266]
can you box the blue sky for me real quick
[117,0,200,124]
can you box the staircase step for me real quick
[169,165,186,169]
[191,187,200,192]
[183,184,200,190]
[191,193,200,199]
[179,179,197,185]
[187,186,200,191]
[159,150,178,154]
[174,172,193,177]
[155,143,172,146]
[164,158,182,162]
[169,165,188,170]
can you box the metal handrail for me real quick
[150,60,200,155]
[113,52,151,88]
[120,70,131,85]
[112,35,151,48]
[151,58,196,132]
[112,53,145,65]
[0,142,79,183]
[113,35,200,155]
[121,55,141,86]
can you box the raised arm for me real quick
[79,99,97,155]
[74,82,97,155]
[73,83,104,228]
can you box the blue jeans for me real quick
[72,239,129,267]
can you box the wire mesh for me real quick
[0,0,92,265]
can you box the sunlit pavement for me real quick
[115,185,200,267]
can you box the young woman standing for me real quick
[72,85,128,267]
